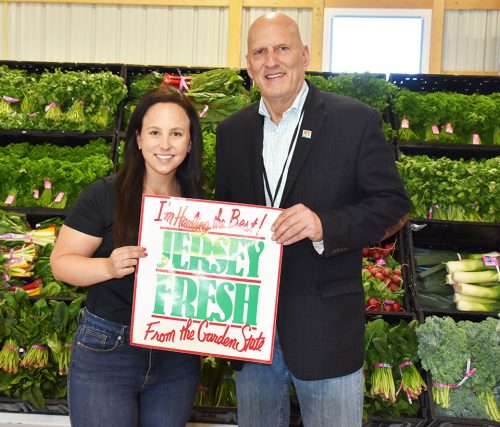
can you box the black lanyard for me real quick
[262,109,305,207]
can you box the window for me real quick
[322,8,432,76]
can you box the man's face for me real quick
[246,16,310,109]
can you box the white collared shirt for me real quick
[260,81,309,208]
[260,82,324,254]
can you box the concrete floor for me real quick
[0,413,236,427]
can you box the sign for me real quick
[130,196,283,364]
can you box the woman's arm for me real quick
[50,224,146,287]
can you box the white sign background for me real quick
[130,195,283,363]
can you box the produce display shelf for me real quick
[427,419,500,427]
[0,129,116,159]
[0,397,68,415]
[1,207,68,226]
[364,417,428,427]
[397,143,500,161]
[0,129,115,141]
[388,73,500,95]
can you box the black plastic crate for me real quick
[428,420,500,427]
[2,206,68,226]
[0,396,69,415]
[388,74,500,95]
[189,406,237,424]
[363,228,417,316]
[0,129,115,150]
[406,221,499,317]
[396,143,500,161]
[364,418,428,427]
[409,220,500,253]
[425,373,500,427]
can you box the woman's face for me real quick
[137,102,191,183]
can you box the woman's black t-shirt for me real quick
[64,175,137,325]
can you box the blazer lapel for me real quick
[280,84,326,206]
[246,109,267,206]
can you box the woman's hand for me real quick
[50,225,148,287]
[107,246,148,279]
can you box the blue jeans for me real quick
[68,308,200,427]
[235,335,363,427]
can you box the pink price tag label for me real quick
[44,102,57,112]
[2,95,19,103]
[472,134,481,145]
[431,125,440,135]
[482,256,499,268]
[401,118,409,129]
[54,192,65,203]
[445,123,454,134]
[200,104,209,118]
[376,259,387,265]
[32,189,40,199]
[44,179,52,189]
[4,195,15,205]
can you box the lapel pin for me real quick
[302,129,312,139]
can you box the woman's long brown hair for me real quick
[113,86,204,247]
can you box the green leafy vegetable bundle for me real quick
[0,290,84,408]
[397,154,500,222]
[416,316,500,422]
[194,356,236,408]
[0,65,127,132]
[124,68,251,133]
[363,318,425,420]
[0,138,114,208]
[202,131,216,198]
[306,72,398,114]
[0,210,84,298]
[393,89,500,145]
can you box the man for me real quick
[215,12,411,427]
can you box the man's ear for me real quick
[303,45,311,70]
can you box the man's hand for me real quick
[271,203,323,245]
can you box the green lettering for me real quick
[247,241,265,278]
[170,275,198,318]
[210,281,234,323]
[195,278,218,320]
[232,283,260,326]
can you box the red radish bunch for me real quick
[362,243,395,259]
[364,264,402,292]
[362,242,404,312]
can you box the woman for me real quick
[50,86,204,427]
